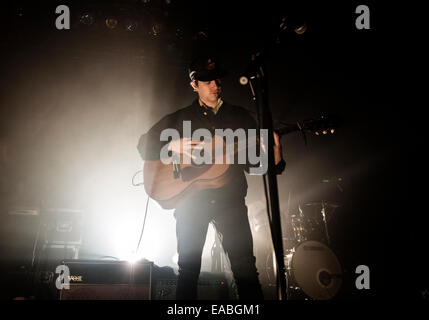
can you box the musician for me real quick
[137,56,286,300]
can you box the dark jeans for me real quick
[174,197,263,300]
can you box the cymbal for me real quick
[303,201,341,208]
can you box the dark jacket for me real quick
[137,99,285,204]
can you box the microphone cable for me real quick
[135,195,150,255]
[131,166,149,257]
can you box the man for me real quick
[137,56,285,300]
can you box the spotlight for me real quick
[294,22,307,35]
[279,17,288,31]
[172,253,178,264]
[80,13,94,26]
[150,23,162,36]
[105,17,118,30]
[124,19,138,32]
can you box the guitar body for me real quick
[143,161,231,209]
[143,135,231,209]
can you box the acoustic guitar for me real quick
[143,116,338,209]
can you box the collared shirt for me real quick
[199,98,223,115]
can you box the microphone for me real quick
[172,154,181,179]
[239,66,257,85]
[239,53,262,86]
[239,75,250,86]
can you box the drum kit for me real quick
[282,200,343,300]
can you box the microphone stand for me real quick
[243,53,287,300]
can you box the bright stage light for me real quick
[93,186,176,266]
[124,252,139,263]
[294,23,307,35]
[80,13,95,26]
[150,23,162,36]
[106,17,118,29]
[125,19,139,32]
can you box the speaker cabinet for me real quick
[153,272,235,300]
[58,260,152,300]
[60,284,151,300]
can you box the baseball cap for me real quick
[188,56,228,82]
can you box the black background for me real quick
[0,0,417,301]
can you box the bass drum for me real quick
[287,241,342,300]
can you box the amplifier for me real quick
[0,211,40,267]
[58,260,153,300]
[42,208,84,245]
[153,272,235,300]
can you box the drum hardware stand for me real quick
[321,200,331,245]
